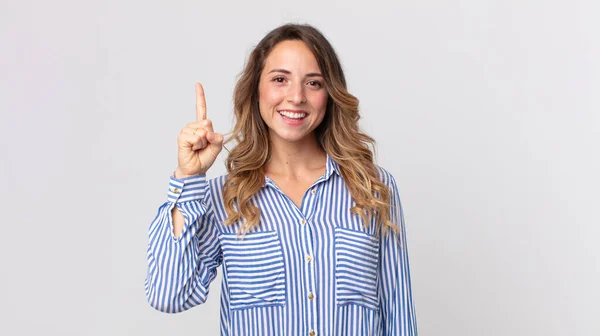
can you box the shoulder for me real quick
[201,174,231,220]
[374,164,398,190]
[205,173,229,193]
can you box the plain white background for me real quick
[1,0,598,335]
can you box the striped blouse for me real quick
[145,154,418,335]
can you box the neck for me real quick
[265,133,327,178]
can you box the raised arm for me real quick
[145,174,222,313]
[145,82,224,313]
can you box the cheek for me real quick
[311,91,329,112]
[259,84,284,106]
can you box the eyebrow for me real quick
[267,69,323,77]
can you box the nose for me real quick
[286,81,306,105]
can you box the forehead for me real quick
[263,40,321,72]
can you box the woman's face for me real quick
[258,40,328,145]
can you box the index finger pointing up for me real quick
[196,82,207,121]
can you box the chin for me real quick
[271,129,312,143]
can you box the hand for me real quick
[175,83,224,177]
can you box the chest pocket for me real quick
[335,227,380,311]
[220,231,286,311]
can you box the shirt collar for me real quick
[324,152,341,178]
[264,152,341,188]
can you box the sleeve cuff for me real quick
[167,174,207,203]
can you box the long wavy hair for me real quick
[222,23,398,236]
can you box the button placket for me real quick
[299,214,318,336]
[297,183,324,336]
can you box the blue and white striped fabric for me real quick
[145,154,418,335]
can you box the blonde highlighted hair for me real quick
[222,23,398,236]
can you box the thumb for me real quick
[206,131,224,148]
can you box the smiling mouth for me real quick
[278,110,308,120]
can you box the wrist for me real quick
[173,168,204,179]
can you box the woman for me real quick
[145,23,418,335]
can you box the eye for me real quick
[272,76,286,83]
[308,80,323,88]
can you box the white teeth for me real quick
[279,111,307,119]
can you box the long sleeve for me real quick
[145,174,222,313]
[379,173,418,335]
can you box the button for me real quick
[309,330,316,336]
[311,189,316,195]
[308,293,314,300]
[173,188,180,194]
[306,255,313,262]
[301,219,306,225]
